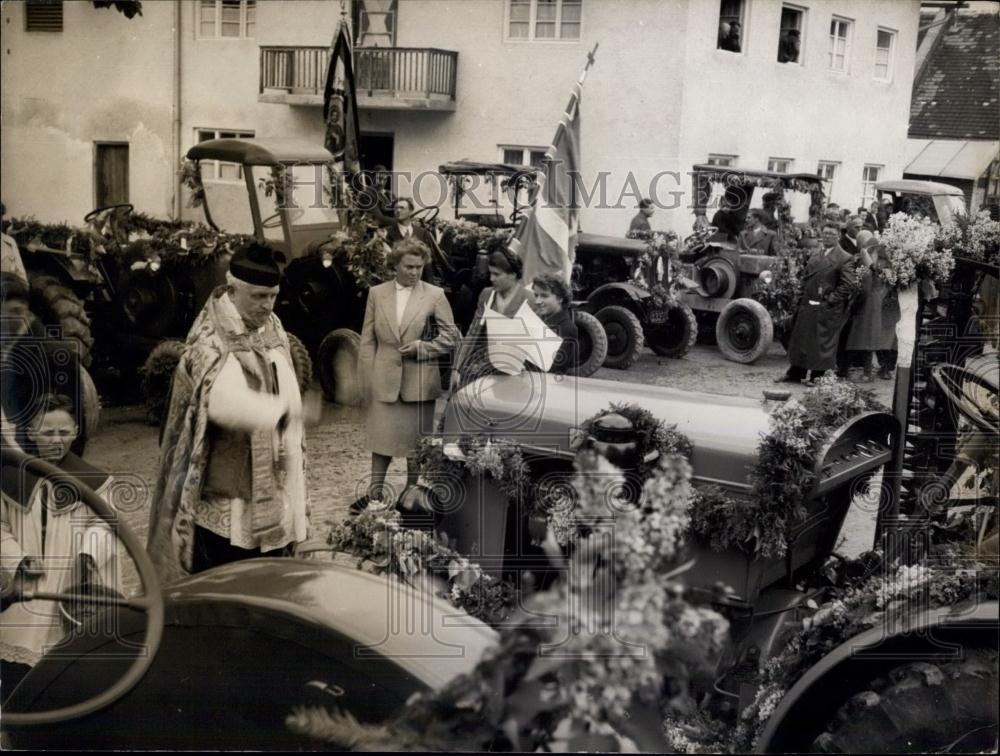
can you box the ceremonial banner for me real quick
[323,19,362,192]
[509,46,597,284]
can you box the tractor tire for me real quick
[79,366,101,442]
[646,302,697,359]
[571,310,608,378]
[140,339,186,426]
[716,297,773,364]
[29,274,94,367]
[596,305,644,370]
[286,333,313,394]
[317,329,362,407]
[811,648,999,753]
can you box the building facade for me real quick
[2,0,921,237]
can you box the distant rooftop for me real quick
[909,11,1000,140]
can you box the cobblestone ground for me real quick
[88,342,896,594]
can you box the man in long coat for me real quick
[778,222,856,383]
[148,243,310,582]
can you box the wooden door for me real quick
[95,143,129,207]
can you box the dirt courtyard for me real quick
[87,342,895,591]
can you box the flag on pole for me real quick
[509,44,597,285]
[323,19,362,183]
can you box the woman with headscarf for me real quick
[846,231,899,381]
[451,247,535,389]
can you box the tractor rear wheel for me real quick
[596,305,644,370]
[646,302,697,359]
[29,274,94,367]
[716,298,773,364]
[317,329,362,407]
[286,333,313,394]
[811,647,999,753]
[571,310,608,377]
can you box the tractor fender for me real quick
[584,282,647,313]
[755,599,1000,753]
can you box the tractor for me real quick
[677,164,826,363]
[2,275,997,749]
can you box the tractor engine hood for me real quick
[443,374,897,496]
[443,373,771,493]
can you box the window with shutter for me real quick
[26,0,64,32]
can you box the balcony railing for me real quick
[259,46,458,110]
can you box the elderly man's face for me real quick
[847,218,863,237]
[821,226,840,247]
[230,280,279,329]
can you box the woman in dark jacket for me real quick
[531,274,578,375]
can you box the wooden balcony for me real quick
[259,46,458,111]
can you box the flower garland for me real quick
[735,553,1000,751]
[3,217,105,261]
[291,446,730,752]
[688,375,886,558]
[178,159,206,208]
[878,212,955,289]
[437,219,512,263]
[326,507,519,627]
[750,256,801,336]
[416,433,535,511]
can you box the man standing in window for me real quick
[778,29,800,63]
[719,21,742,52]
[628,199,655,235]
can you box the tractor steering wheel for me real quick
[84,204,134,225]
[930,362,999,436]
[405,205,440,225]
[0,447,165,727]
[261,211,284,229]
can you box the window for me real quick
[874,27,896,81]
[196,129,255,180]
[501,146,548,167]
[768,158,793,174]
[828,17,852,72]
[507,0,581,41]
[707,154,737,167]
[25,0,63,32]
[198,0,256,39]
[778,5,804,63]
[717,0,744,52]
[861,164,883,207]
[817,161,839,201]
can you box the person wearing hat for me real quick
[738,209,779,255]
[148,242,317,580]
[846,231,899,382]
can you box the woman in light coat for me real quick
[357,239,459,508]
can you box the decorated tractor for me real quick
[573,231,697,369]
[677,165,826,363]
[2,324,998,749]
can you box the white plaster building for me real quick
[2,0,921,237]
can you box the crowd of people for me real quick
[778,206,900,385]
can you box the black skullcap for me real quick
[229,242,287,287]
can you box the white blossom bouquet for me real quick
[938,209,1000,266]
[877,212,954,289]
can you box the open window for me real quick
[777,5,803,63]
[717,0,744,53]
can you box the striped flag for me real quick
[323,19,362,181]
[509,46,597,284]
